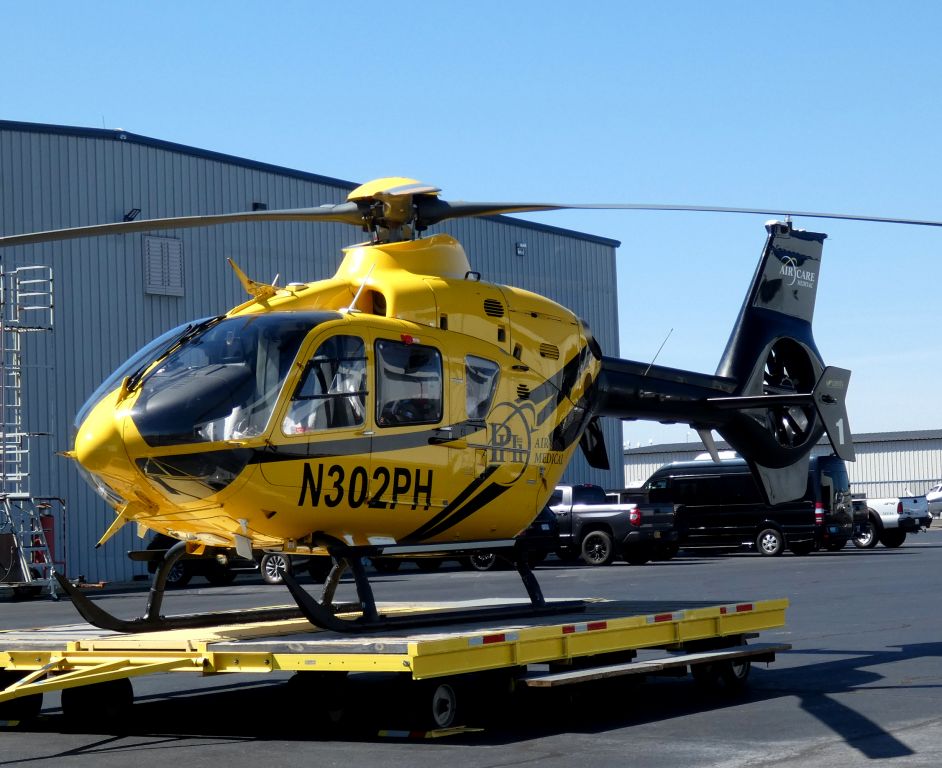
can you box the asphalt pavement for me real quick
[2,527,942,767]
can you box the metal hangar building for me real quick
[0,119,623,583]
[622,429,942,501]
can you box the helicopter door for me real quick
[369,337,450,531]
[260,333,372,514]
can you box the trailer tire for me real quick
[580,530,614,566]
[411,679,460,730]
[718,658,751,692]
[0,671,43,723]
[61,678,133,725]
[755,527,785,556]
[879,529,907,548]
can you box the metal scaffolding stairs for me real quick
[0,266,60,597]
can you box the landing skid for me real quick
[57,541,583,634]
[281,553,584,634]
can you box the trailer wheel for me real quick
[879,529,907,548]
[61,678,133,725]
[412,679,460,730]
[719,658,751,691]
[0,671,43,723]
[286,672,349,731]
[755,527,785,556]
[581,530,614,566]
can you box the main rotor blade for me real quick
[418,199,942,228]
[0,202,366,248]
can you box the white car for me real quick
[928,483,942,519]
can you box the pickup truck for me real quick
[852,492,931,548]
[549,483,677,566]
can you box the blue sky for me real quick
[3,2,941,446]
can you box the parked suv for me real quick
[641,454,852,556]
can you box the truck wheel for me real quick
[260,553,292,585]
[853,519,879,548]
[879,529,907,548]
[581,530,614,566]
[164,560,191,588]
[623,546,651,566]
[755,528,785,556]
[371,558,401,573]
[789,541,814,556]
[204,564,238,586]
[466,552,499,571]
[653,542,679,561]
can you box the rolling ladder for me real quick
[0,266,63,597]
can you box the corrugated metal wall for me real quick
[0,121,623,582]
[622,431,942,499]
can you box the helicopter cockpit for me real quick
[128,312,341,446]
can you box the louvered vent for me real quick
[516,384,530,400]
[483,298,505,317]
[539,343,560,360]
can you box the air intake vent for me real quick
[483,299,505,318]
[516,385,530,400]
[539,343,560,360]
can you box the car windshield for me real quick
[129,312,334,446]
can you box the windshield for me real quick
[130,313,333,446]
[74,317,216,429]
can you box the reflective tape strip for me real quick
[719,603,754,615]
[469,631,519,646]
[561,620,608,634]
[647,611,685,624]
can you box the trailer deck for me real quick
[0,596,790,730]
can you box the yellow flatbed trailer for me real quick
[0,597,790,732]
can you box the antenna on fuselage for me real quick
[643,327,674,376]
[341,263,376,314]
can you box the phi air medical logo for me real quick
[779,255,816,289]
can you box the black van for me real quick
[642,454,852,555]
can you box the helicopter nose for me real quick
[74,401,131,475]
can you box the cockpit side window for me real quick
[375,339,443,427]
[465,355,500,420]
[283,335,367,434]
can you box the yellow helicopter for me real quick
[0,177,857,632]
